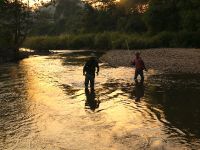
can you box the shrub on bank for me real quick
[110,32,127,49]
[171,31,200,48]
[22,31,200,51]
[24,36,55,50]
[94,33,112,50]
[69,34,95,49]
[151,32,175,47]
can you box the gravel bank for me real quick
[100,48,200,74]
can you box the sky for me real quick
[23,0,51,7]
[27,0,121,6]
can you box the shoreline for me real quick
[100,48,200,74]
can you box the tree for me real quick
[0,0,40,59]
[145,0,180,33]
[82,3,98,32]
[1,0,30,56]
[53,0,84,34]
[83,0,123,32]
[83,0,116,10]
[119,0,149,13]
[145,0,200,33]
[178,0,200,31]
[30,5,56,35]
[124,13,147,33]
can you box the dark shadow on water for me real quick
[43,50,105,66]
[146,74,200,138]
[99,74,200,139]
[132,81,145,102]
[85,88,100,111]
[60,50,105,66]
[60,84,80,96]
[100,79,133,100]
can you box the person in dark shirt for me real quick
[83,53,99,89]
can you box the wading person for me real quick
[83,53,99,89]
[131,52,147,83]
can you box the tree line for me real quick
[0,0,37,61]
[0,0,200,59]
[31,0,200,35]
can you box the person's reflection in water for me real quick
[134,80,145,102]
[85,88,100,111]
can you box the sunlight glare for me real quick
[22,0,51,7]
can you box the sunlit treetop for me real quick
[17,0,52,9]
[118,0,149,12]
[16,0,148,13]
[82,0,119,9]
[82,0,149,13]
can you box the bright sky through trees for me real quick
[23,0,51,7]
[26,0,120,7]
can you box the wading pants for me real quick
[134,69,144,83]
[85,74,95,89]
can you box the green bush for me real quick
[22,32,200,51]
[171,31,200,48]
[152,32,175,47]
[94,33,112,50]
[110,32,130,49]
[69,36,86,49]
[112,38,126,49]
[127,38,146,49]
[69,34,95,49]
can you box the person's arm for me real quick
[131,58,135,66]
[96,61,99,75]
[83,63,87,75]
[141,60,147,71]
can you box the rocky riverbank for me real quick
[100,48,200,74]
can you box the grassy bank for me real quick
[22,32,200,50]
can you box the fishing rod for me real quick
[125,40,132,62]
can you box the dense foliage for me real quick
[30,0,149,35]
[29,0,200,35]
[1,0,35,46]
[146,0,200,33]
[1,0,200,54]
[0,0,35,60]
[23,31,200,50]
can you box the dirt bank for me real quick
[100,48,200,74]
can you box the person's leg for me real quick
[90,76,95,89]
[134,70,139,80]
[85,75,89,88]
[139,70,144,83]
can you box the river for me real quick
[0,50,200,150]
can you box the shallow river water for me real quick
[0,50,200,150]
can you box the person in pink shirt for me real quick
[131,52,147,83]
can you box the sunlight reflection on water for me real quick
[0,50,200,150]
